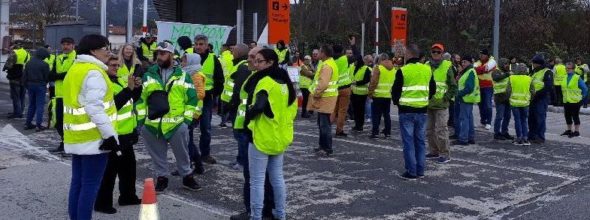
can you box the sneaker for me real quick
[512,140,524,146]
[35,126,45,132]
[118,197,141,206]
[468,140,476,145]
[335,132,348,137]
[449,134,458,139]
[24,124,35,130]
[182,175,203,191]
[493,134,506,140]
[436,157,451,163]
[155,176,168,192]
[219,123,227,127]
[313,147,323,153]
[452,140,469,146]
[485,124,491,130]
[230,211,251,220]
[316,148,332,157]
[48,143,64,153]
[502,133,515,140]
[193,165,205,175]
[383,134,390,139]
[529,139,545,144]
[94,206,117,214]
[370,134,378,139]
[561,130,572,136]
[201,155,217,164]
[426,153,439,159]
[398,172,417,180]
[522,140,531,146]
[569,131,580,138]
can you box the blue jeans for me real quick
[512,107,529,140]
[69,153,108,220]
[399,113,427,177]
[371,98,391,135]
[9,82,25,117]
[234,130,249,166]
[317,113,332,152]
[453,98,461,135]
[493,101,511,135]
[458,101,475,143]
[26,84,47,126]
[199,93,213,157]
[478,87,493,125]
[248,144,286,220]
[528,97,548,141]
[365,98,372,119]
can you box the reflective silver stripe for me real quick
[325,88,337,93]
[402,86,429,91]
[173,80,194,89]
[241,99,247,104]
[511,93,529,98]
[510,99,528,104]
[228,81,235,87]
[224,90,233,96]
[64,101,114,116]
[399,97,429,102]
[148,116,184,124]
[375,89,390,94]
[237,110,246,116]
[116,111,134,121]
[436,82,447,87]
[184,111,194,117]
[64,114,117,131]
[143,78,159,87]
[137,109,146,116]
[354,87,368,92]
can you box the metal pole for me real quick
[100,0,106,36]
[253,13,258,42]
[142,0,148,36]
[127,0,133,43]
[75,0,79,21]
[361,22,365,57]
[493,0,500,58]
[237,10,242,43]
[375,0,379,55]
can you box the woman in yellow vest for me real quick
[506,64,535,146]
[245,48,297,220]
[117,44,144,82]
[94,56,142,214]
[561,62,588,138]
[63,34,119,220]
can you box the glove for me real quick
[99,136,120,153]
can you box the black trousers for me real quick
[351,94,367,130]
[554,86,563,106]
[95,146,139,208]
[371,98,392,136]
[47,86,55,126]
[55,98,64,142]
[564,103,582,125]
[300,88,310,115]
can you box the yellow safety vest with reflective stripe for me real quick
[493,72,509,95]
[44,54,56,71]
[234,71,256,130]
[431,60,451,100]
[220,50,234,76]
[531,68,547,92]
[400,63,432,108]
[56,51,77,97]
[247,76,297,155]
[141,42,157,61]
[111,78,137,135]
[63,62,116,144]
[274,48,288,64]
[352,65,370,95]
[562,74,583,104]
[299,65,313,89]
[14,48,30,65]
[554,64,567,85]
[374,65,395,98]
[310,58,339,97]
[202,53,216,91]
[117,63,136,85]
[458,68,481,104]
[335,55,351,87]
[474,57,495,81]
[509,75,532,107]
[221,60,247,102]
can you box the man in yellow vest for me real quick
[331,44,352,137]
[425,43,457,164]
[528,55,553,144]
[452,55,480,146]
[491,58,514,141]
[137,33,157,65]
[474,49,496,130]
[47,37,77,153]
[506,63,535,146]
[193,35,225,164]
[274,40,290,70]
[218,43,235,127]
[176,36,194,57]
[308,45,339,156]
[392,44,436,180]
[368,53,396,139]
[3,43,30,119]
[574,57,590,107]
[553,57,567,106]
[299,55,315,118]
[44,45,57,127]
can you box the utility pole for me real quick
[127,0,134,43]
[493,0,500,58]
[375,0,379,55]
[100,0,106,36]
[142,0,148,36]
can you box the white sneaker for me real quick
[485,124,491,130]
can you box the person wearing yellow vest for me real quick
[308,45,339,156]
[48,37,77,153]
[3,43,30,119]
[117,44,144,83]
[136,42,202,192]
[506,63,535,146]
[274,40,290,69]
[560,61,588,138]
[331,44,352,137]
[177,36,194,57]
[552,58,567,106]
[219,44,236,127]
[220,44,235,76]
[368,53,396,139]
[574,57,590,107]
[44,45,57,127]
[452,55,480,146]
[299,55,315,118]
[491,58,515,141]
[137,33,157,65]
[425,44,457,164]
[243,48,297,220]
[351,52,372,132]
[193,35,225,164]
[528,55,553,144]
[94,56,142,214]
[62,34,119,220]
[474,49,496,130]
[391,44,436,180]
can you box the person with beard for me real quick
[193,35,225,164]
[137,33,157,65]
[230,46,277,220]
[136,42,201,192]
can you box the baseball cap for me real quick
[156,42,175,53]
[304,55,311,60]
[431,43,445,51]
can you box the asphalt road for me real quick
[0,84,589,220]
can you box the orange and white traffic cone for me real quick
[139,178,159,220]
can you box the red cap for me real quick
[431,43,445,51]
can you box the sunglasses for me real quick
[431,50,442,54]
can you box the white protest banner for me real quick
[155,21,233,55]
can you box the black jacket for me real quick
[22,48,50,86]
[227,56,252,114]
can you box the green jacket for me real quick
[428,60,457,109]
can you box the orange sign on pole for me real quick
[268,0,290,44]
[391,7,408,47]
